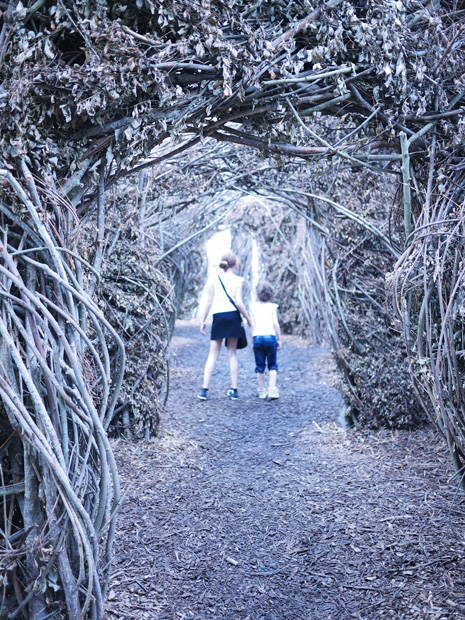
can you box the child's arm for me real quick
[272,307,282,350]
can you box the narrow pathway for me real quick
[108,320,465,620]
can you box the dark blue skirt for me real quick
[211,311,242,340]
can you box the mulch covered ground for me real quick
[107,320,465,620]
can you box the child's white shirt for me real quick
[250,302,278,336]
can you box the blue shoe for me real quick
[198,388,208,400]
[227,388,239,400]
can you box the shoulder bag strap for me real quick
[218,275,239,311]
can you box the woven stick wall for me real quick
[0,169,124,617]
[1,0,465,615]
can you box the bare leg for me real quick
[269,369,278,389]
[203,340,222,388]
[226,338,239,388]
[257,372,265,391]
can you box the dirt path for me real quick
[107,320,465,620]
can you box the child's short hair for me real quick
[256,282,274,302]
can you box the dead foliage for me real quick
[1,0,465,616]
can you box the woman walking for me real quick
[198,252,251,400]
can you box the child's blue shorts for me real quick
[253,335,278,373]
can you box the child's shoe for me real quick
[268,387,280,399]
[197,388,208,400]
[258,390,267,399]
[227,388,239,400]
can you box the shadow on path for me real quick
[108,320,465,620]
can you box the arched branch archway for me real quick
[1,0,465,616]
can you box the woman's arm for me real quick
[272,307,282,350]
[249,306,256,341]
[200,282,214,335]
[249,306,256,330]
[235,281,252,326]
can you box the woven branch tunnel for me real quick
[1,0,465,615]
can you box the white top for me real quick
[210,271,244,314]
[250,302,278,336]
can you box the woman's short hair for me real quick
[219,252,238,271]
[256,282,274,302]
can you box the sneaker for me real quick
[258,390,267,400]
[227,388,239,400]
[268,387,279,399]
[197,388,208,400]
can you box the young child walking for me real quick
[249,282,282,399]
